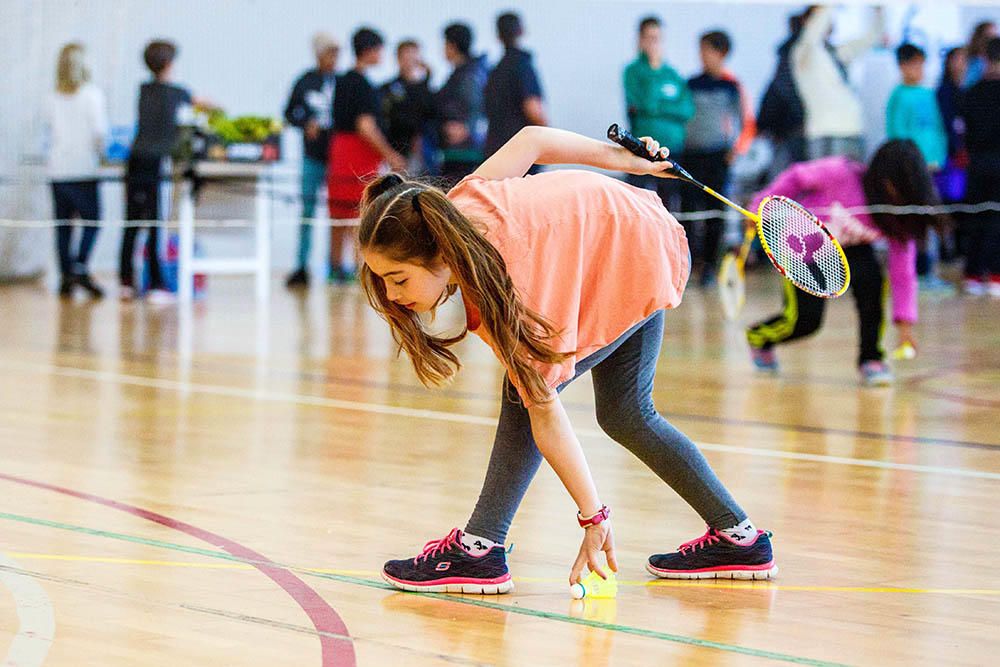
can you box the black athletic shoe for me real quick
[647,527,777,580]
[75,273,105,299]
[382,528,514,594]
[285,268,310,289]
[58,276,75,298]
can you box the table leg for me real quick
[255,175,270,303]
[178,178,195,304]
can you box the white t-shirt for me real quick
[45,82,107,180]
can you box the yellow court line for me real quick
[7,552,254,570]
[641,581,1000,595]
[516,575,1000,595]
[8,552,999,596]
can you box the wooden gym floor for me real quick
[0,271,998,666]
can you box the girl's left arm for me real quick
[473,125,675,180]
[527,396,618,584]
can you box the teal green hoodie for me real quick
[623,55,695,153]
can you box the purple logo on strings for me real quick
[786,231,825,263]
[786,231,828,292]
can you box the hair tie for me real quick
[383,173,405,190]
[367,174,406,203]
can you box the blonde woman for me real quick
[46,43,107,298]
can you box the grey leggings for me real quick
[465,311,747,543]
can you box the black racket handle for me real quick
[606,123,696,183]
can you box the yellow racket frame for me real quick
[699,185,851,298]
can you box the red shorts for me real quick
[327,132,382,219]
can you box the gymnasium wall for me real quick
[1,1,997,278]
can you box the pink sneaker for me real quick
[860,361,893,387]
[963,278,986,296]
[647,527,777,580]
[381,529,513,594]
[750,346,779,372]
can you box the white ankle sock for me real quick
[460,532,499,556]
[718,518,757,544]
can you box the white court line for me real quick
[4,359,1000,482]
[0,553,56,667]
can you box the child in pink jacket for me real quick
[746,139,943,385]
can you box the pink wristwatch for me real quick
[577,505,611,528]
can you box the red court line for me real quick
[0,472,355,667]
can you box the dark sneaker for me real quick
[285,268,310,289]
[382,528,514,594]
[647,527,777,580]
[859,360,893,387]
[58,276,75,298]
[75,273,105,299]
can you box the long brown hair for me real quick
[862,139,947,242]
[358,173,570,403]
[56,43,88,94]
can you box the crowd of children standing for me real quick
[42,10,1000,316]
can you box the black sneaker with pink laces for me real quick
[647,527,778,580]
[382,528,513,594]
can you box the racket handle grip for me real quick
[607,123,696,184]
[607,123,671,163]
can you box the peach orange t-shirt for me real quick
[446,170,690,406]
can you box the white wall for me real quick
[2,0,997,277]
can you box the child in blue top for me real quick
[887,43,949,292]
[886,44,947,170]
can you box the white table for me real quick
[176,161,273,304]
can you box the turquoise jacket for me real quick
[886,84,947,169]
[623,55,695,153]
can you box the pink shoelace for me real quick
[414,528,462,564]
[677,529,720,556]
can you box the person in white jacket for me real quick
[792,5,885,162]
[46,43,107,298]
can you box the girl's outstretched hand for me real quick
[892,321,917,360]
[896,321,916,348]
[570,521,618,585]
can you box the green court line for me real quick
[0,511,848,667]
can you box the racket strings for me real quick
[759,197,849,297]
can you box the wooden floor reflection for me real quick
[1,273,998,666]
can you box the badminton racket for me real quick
[608,123,850,298]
